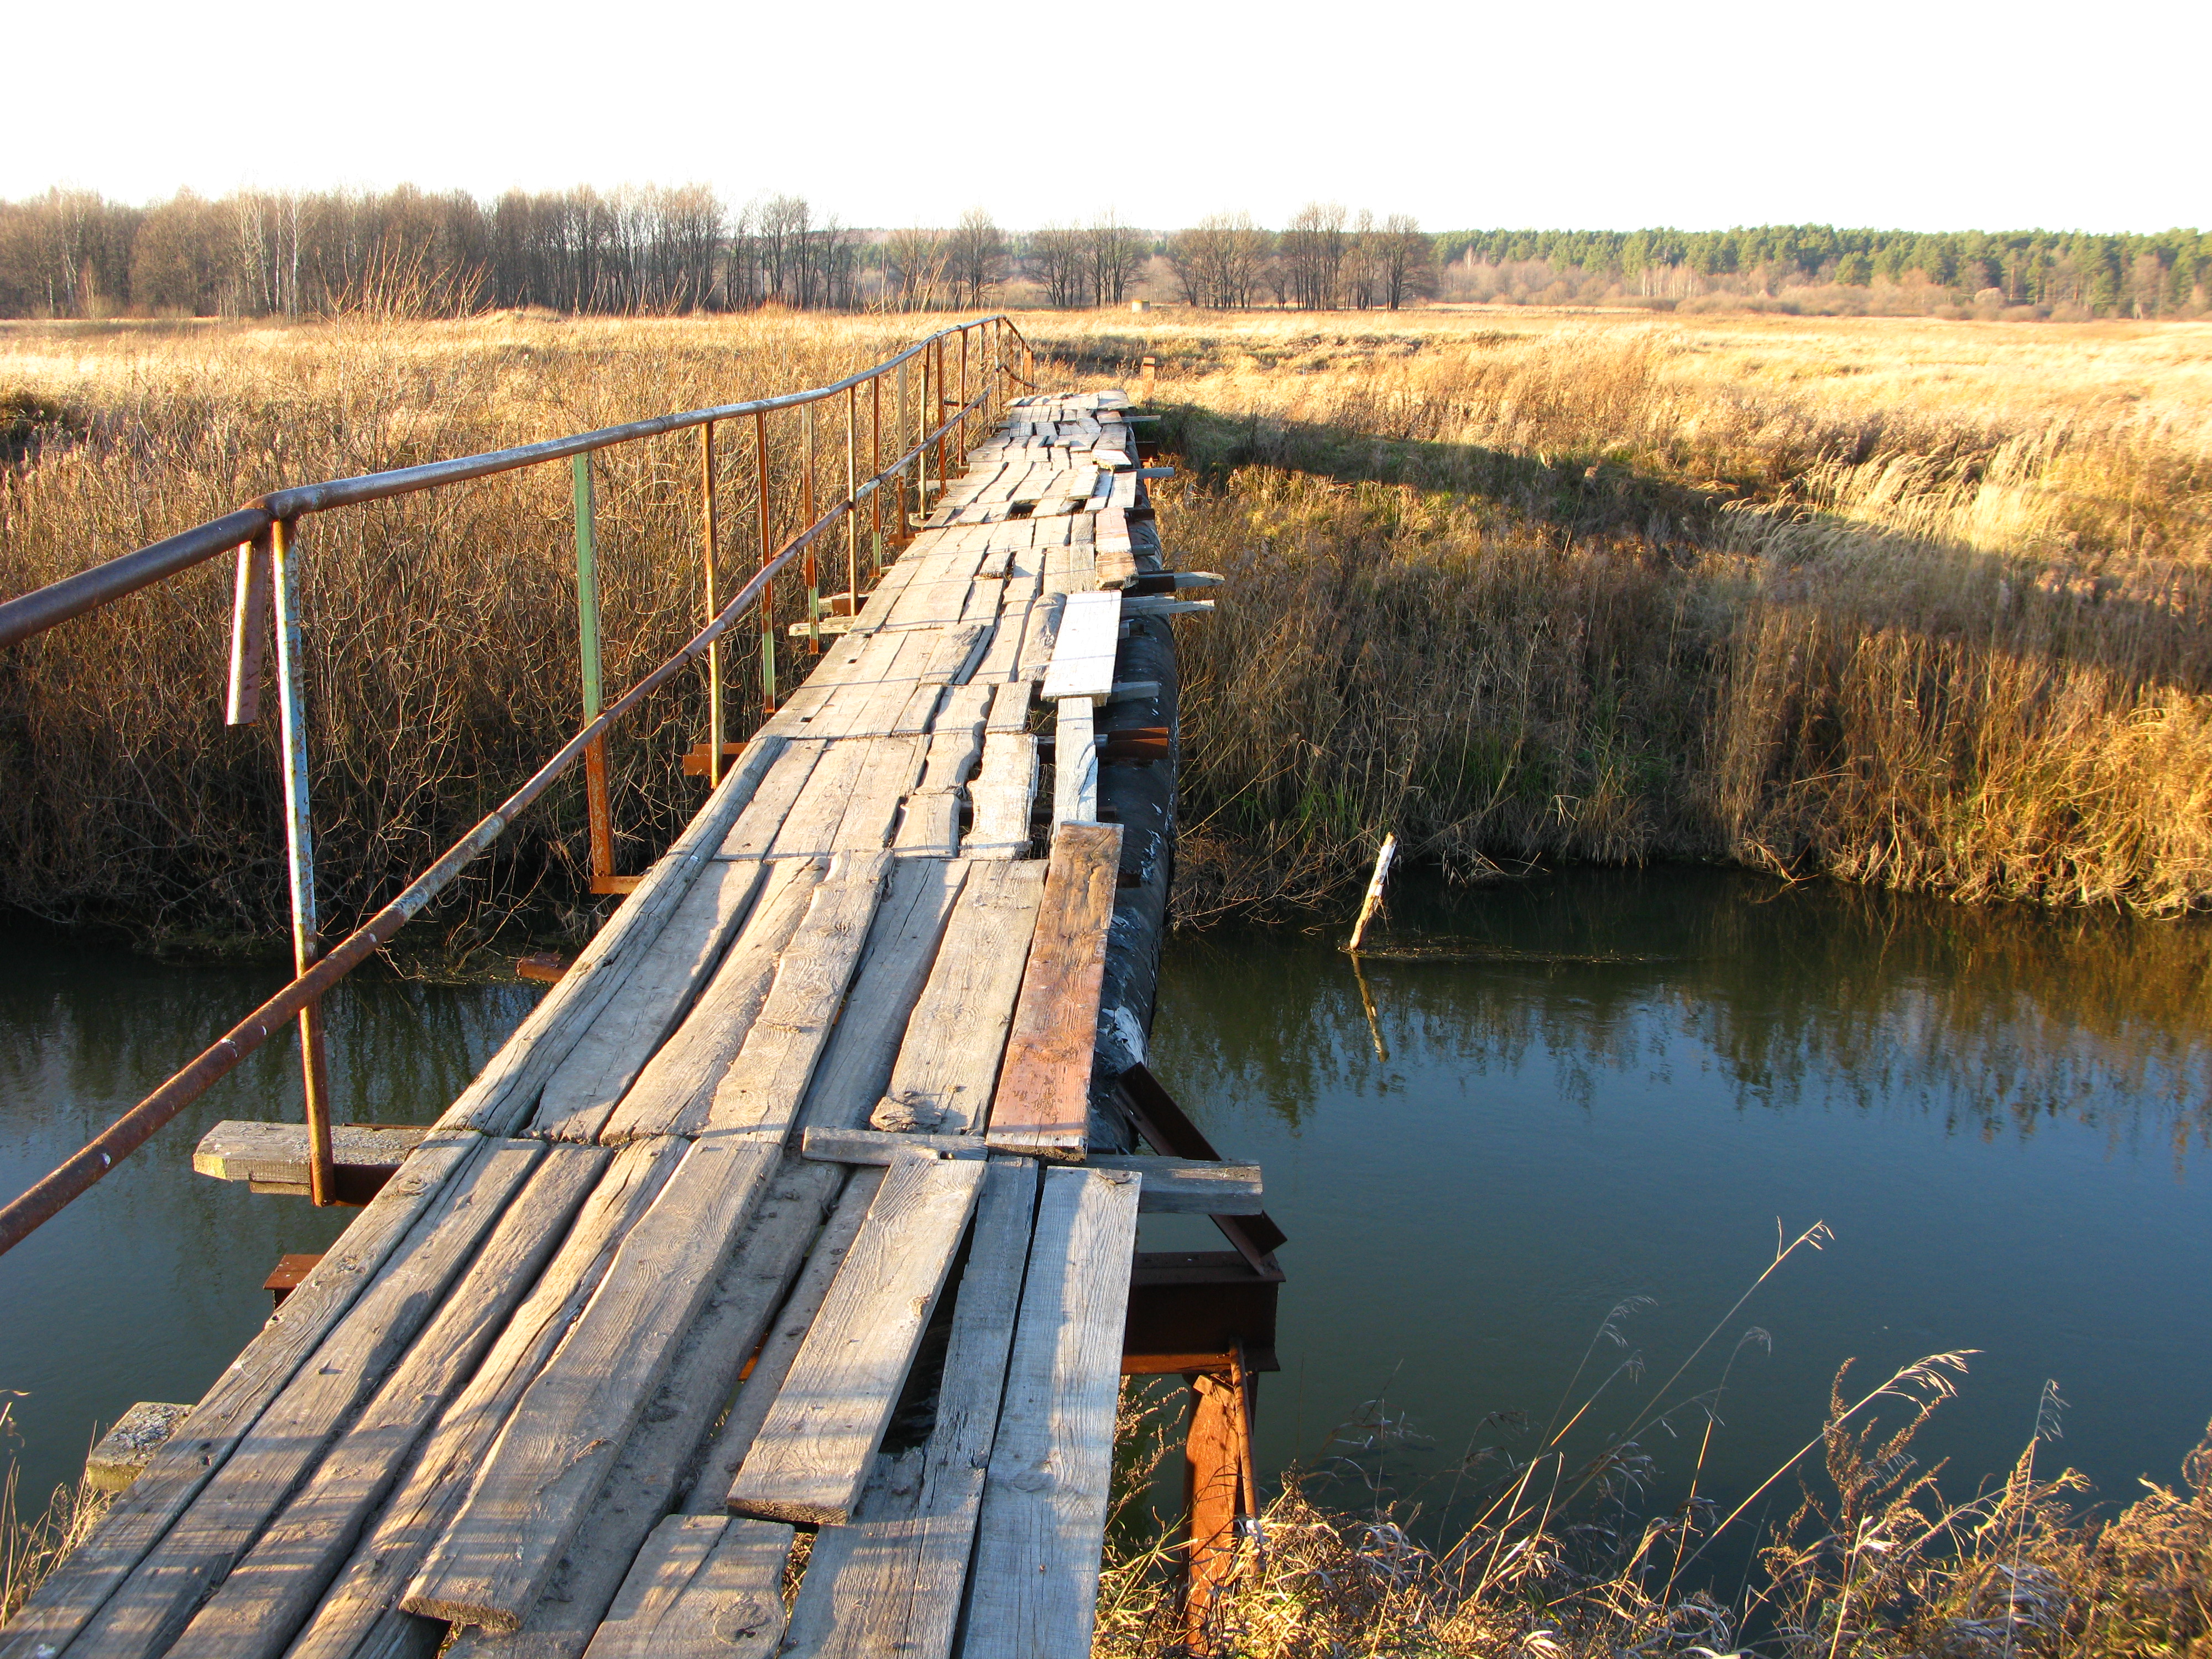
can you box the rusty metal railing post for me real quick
[572,456,617,890]
[958,326,970,460]
[268,516,337,1207]
[933,338,947,501]
[700,421,724,786]
[844,383,859,604]
[754,408,775,713]
[869,372,883,575]
[898,358,914,547]
[802,401,821,651]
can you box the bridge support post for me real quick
[269,516,337,1207]
[1185,1350,1256,1653]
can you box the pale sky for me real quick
[9,0,2204,232]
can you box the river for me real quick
[3,869,2208,1551]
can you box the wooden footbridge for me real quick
[0,323,1283,1659]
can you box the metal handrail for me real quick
[0,312,1044,1256]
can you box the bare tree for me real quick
[1084,211,1146,306]
[945,208,1007,306]
[1376,213,1436,310]
[1026,223,1089,307]
[1281,202,1348,309]
[1166,213,1271,309]
[883,226,951,311]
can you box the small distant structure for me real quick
[1130,299,1151,313]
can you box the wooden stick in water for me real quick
[1347,832,1397,954]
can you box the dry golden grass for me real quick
[1009,307,2212,919]
[0,309,963,943]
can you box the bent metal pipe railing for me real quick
[0,314,1044,1255]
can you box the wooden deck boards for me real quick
[11,388,1229,1659]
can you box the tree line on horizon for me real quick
[0,182,2203,321]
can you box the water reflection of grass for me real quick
[1161,869,2212,1154]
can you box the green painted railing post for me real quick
[573,454,615,885]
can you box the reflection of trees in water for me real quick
[1157,870,2212,1159]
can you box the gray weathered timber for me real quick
[781,1159,1037,1659]
[1038,590,1119,705]
[961,733,1037,860]
[435,736,787,1138]
[75,1141,541,1659]
[579,1516,792,1659]
[439,1158,846,1659]
[166,1147,608,1659]
[985,823,1123,1162]
[402,1138,781,1630]
[870,862,1046,1134]
[0,1131,484,1659]
[530,858,771,1141]
[191,1121,429,1186]
[283,1140,670,1659]
[794,861,968,1136]
[595,858,825,1144]
[1051,697,1097,827]
[701,852,890,1138]
[726,1152,985,1525]
[685,1166,885,1511]
[959,1167,1142,1659]
[797,1128,1262,1213]
[716,741,826,860]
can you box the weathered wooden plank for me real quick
[767,739,874,856]
[726,1152,987,1525]
[685,1166,886,1507]
[1051,698,1097,827]
[580,1516,791,1659]
[0,1132,486,1659]
[277,1139,669,1659]
[401,1137,781,1631]
[830,735,930,854]
[962,734,1037,862]
[700,851,889,1138]
[596,858,825,1144]
[1039,591,1119,705]
[984,679,1030,736]
[1013,593,1061,682]
[985,823,1123,1162]
[916,682,990,791]
[959,1167,1142,1659]
[83,1139,547,1655]
[870,862,1045,1134]
[782,1159,1037,1659]
[192,1120,428,1186]
[798,1129,1264,1213]
[424,736,788,1138]
[531,858,772,1140]
[167,1146,609,1659]
[438,1158,846,1659]
[970,592,1031,684]
[715,740,826,859]
[889,789,958,858]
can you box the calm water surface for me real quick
[3,870,2209,1542]
[1146,869,2212,1536]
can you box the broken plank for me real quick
[401,1136,782,1632]
[960,1166,1142,1659]
[726,1151,987,1526]
[192,1120,428,1187]
[870,862,1046,1134]
[798,1130,1264,1214]
[985,823,1122,1162]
